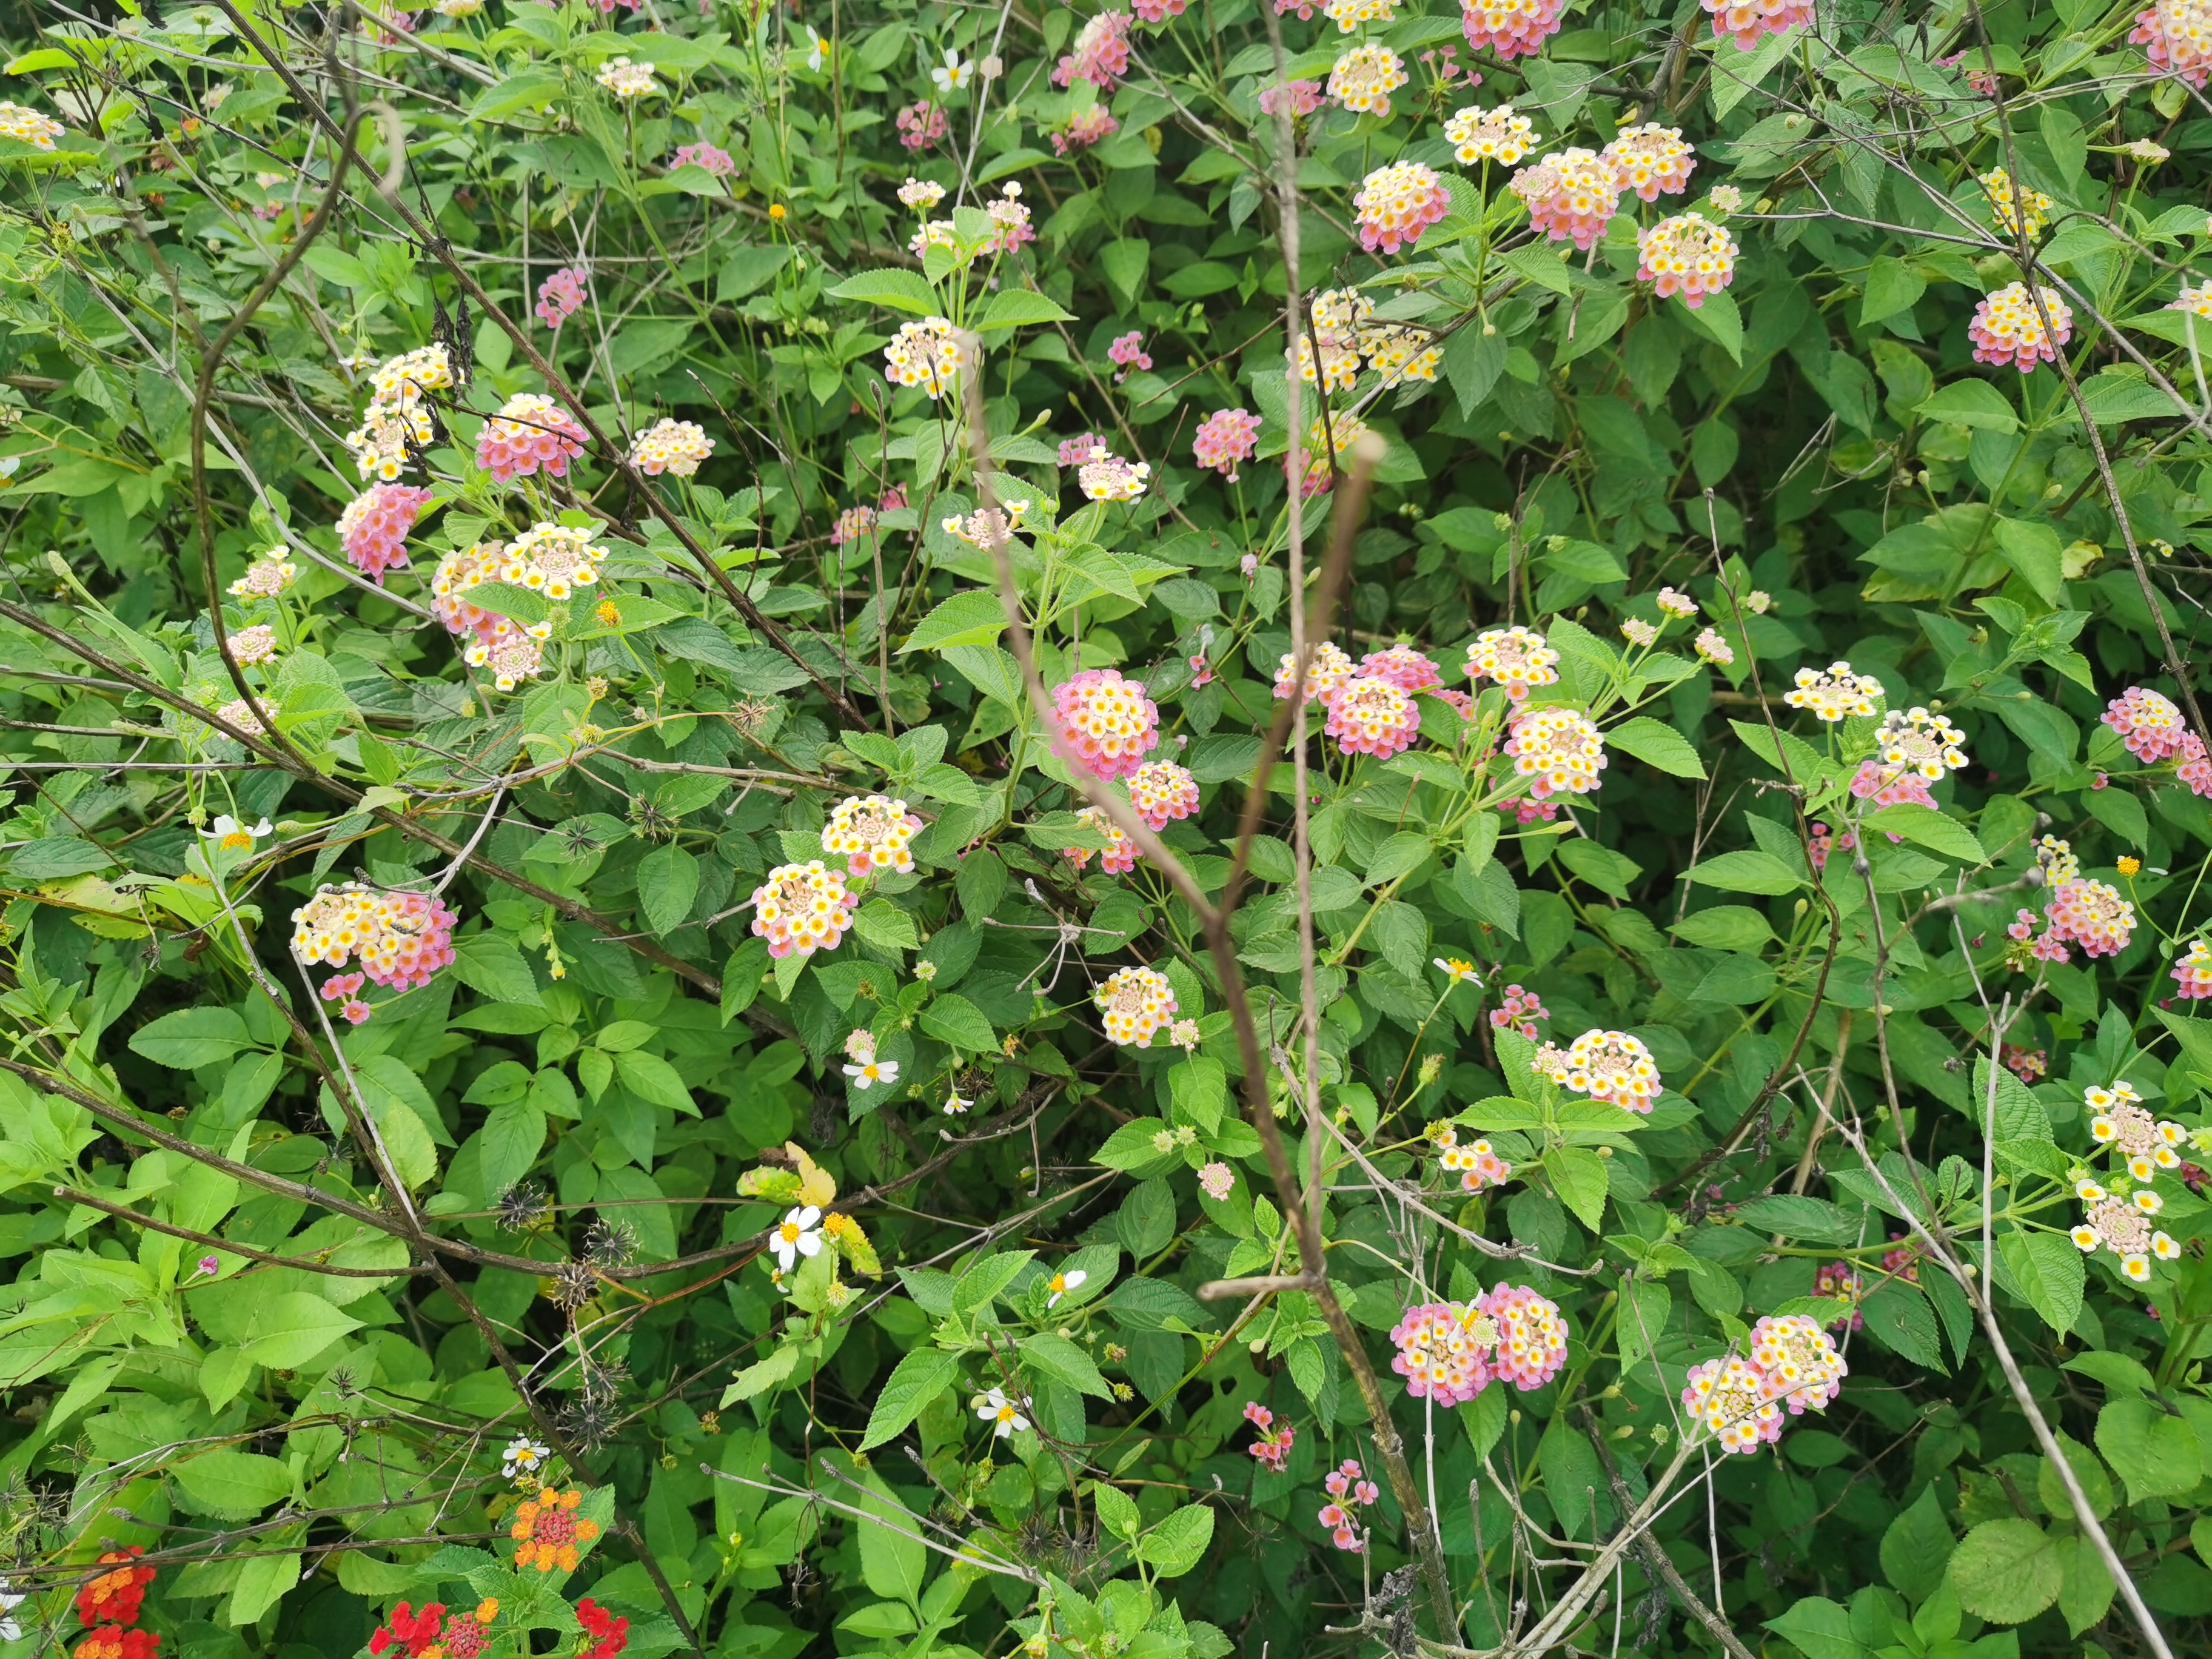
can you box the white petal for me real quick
[796,1205,822,1227]
[797,1232,822,1257]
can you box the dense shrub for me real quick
[2,1,2212,1657]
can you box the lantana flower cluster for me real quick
[1683,1314,1846,1454]
[338,483,434,583]
[1244,1402,1294,1471]
[1318,1459,1379,1552]
[1433,1124,1512,1193]
[1096,965,1178,1047]
[477,392,589,482]
[1534,1028,1662,1111]
[1389,1284,1569,1404]
[749,862,859,959]
[1050,668,1160,779]
[1065,805,1138,874]
[290,885,461,1005]
[822,794,922,875]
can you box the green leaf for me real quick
[1687,849,1803,895]
[1021,1332,1113,1398]
[615,1050,699,1116]
[903,591,1008,653]
[1101,236,1151,306]
[722,1343,802,1407]
[129,1007,250,1068]
[1997,1231,2083,1335]
[1089,1481,1142,1540]
[1675,287,1743,363]
[851,899,920,951]
[636,843,700,936]
[1763,1595,1867,1659]
[449,933,544,1006]
[2096,1395,2202,1501]
[1880,1484,1954,1602]
[826,268,942,316]
[240,1292,363,1369]
[1862,1281,1943,1370]
[857,1473,929,1608]
[1137,1502,1215,1577]
[1862,804,1986,864]
[173,1449,293,1519]
[1544,1145,1609,1232]
[920,992,997,1053]
[1946,1519,2061,1624]
[953,1250,1035,1312]
[1670,907,1775,951]
[858,1348,960,1450]
[1500,243,1573,295]
[977,287,1078,330]
[480,1099,546,1198]
[1606,716,1707,779]
[1735,1195,1862,1244]
[1993,518,2065,606]
[8,836,117,879]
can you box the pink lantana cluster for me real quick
[1274,640,1358,708]
[1813,1261,1865,1330]
[1603,124,1695,200]
[748,862,859,959]
[2103,686,2190,762]
[1193,408,1261,480]
[1057,431,1106,468]
[1259,79,1327,118]
[2174,939,2212,999]
[1318,1460,1378,1552]
[338,483,434,583]
[1054,13,1133,90]
[2044,877,2137,959]
[1504,706,1607,799]
[1107,330,1153,380]
[670,141,736,176]
[1051,106,1121,155]
[1635,213,1738,309]
[534,266,588,330]
[1968,283,2073,374]
[1489,984,1549,1040]
[1326,676,1422,759]
[475,392,589,481]
[2133,0,2212,87]
[290,885,460,996]
[1065,806,1138,876]
[320,973,372,1026]
[1244,1403,1294,1472]
[1352,160,1452,254]
[896,101,948,149]
[1434,1124,1512,1193]
[1807,821,1857,871]
[1458,0,1565,60]
[1359,643,1443,694]
[1128,760,1201,830]
[1701,0,1814,50]
[1049,668,1160,780]
[1389,1284,1567,1405]
[1848,759,1936,811]
[1683,1315,1846,1455]
[1511,149,1621,250]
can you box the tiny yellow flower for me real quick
[769,203,788,221]
[595,599,621,627]
[2117,856,2142,876]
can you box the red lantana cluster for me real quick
[368,1601,445,1658]
[75,1550,155,1629]
[577,1597,631,1659]
[72,1547,159,1659]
